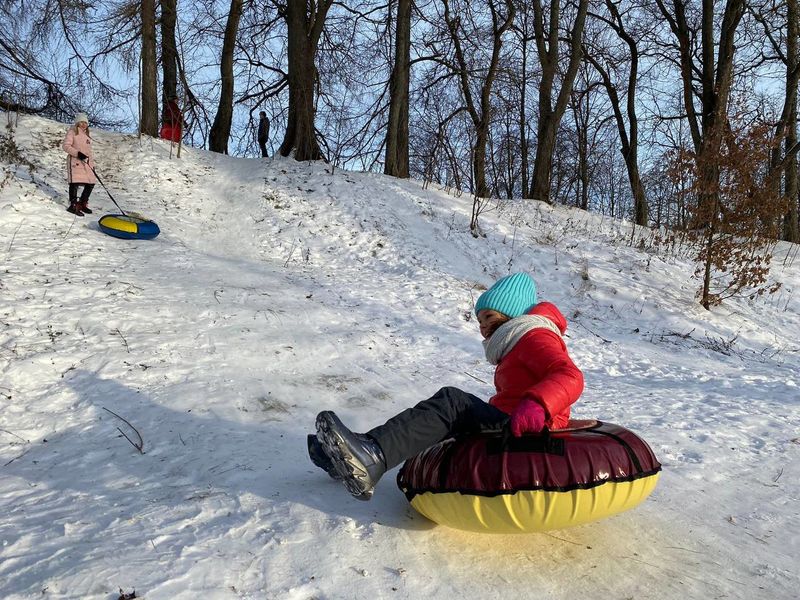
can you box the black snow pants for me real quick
[69,183,94,203]
[367,386,510,470]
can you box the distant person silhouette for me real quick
[257,111,270,158]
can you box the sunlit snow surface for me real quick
[1,113,798,599]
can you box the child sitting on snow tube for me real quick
[310,272,585,500]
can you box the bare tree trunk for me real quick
[280,0,332,161]
[385,0,412,178]
[473,122,490,200]
[655,0,702,152]
[783,0,799,242]
[700,205,718,309]
[584,53,647,224]
[504,115,515,197]
[529,0,589,202]
[697,0,744,235]
[585,0,647,225]
[655,0,745,309]
[209,0,243,154]
[786,110,799,242]
[569,85,590,210]
[530,110,558,201]
[519,34,530,199]
[140,0,159,137]
[444,0,515,201]
[161,0,178,106]
[750,0,798,239]
[655,0,744,221]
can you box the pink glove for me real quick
[509,400,546,437]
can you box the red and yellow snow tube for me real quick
[397,420,661,533]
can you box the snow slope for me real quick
[1,113,798,599]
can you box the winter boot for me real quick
[78,200,93,214]
[315,411,387,500]
[307,434,341,479]
[66,202,84,216]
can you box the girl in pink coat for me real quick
[62,113,97,216]
[310,272,585,500]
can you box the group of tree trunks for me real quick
[2,0,798,248]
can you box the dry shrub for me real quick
[667,118,787,308]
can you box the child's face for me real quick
[477,309,510,340]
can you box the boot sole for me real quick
[315,412,374,500]
[307,434,342,480]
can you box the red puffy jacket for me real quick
[489,302,584,429]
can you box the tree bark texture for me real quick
[161,0,178,107]
[209,0,244,154]
[575,91,589,210]
[785,110,798,242]
[140,0,159,137]
[384,0,412,178]
[783,0,799,242]
[518,27,530,200]
[279,0,332,161]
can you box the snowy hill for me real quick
[1,113,798,599]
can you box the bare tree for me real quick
[787,0,799,242]
[655,0,745,178]
[385,0,413,178]
[0,29,66,115]
[209,0,244,154]
[655,0,748,308]
[509,1,538,200]
[528,0,589,202]
[750,0,800,242]
[1,0,130,123]
[140,0,159,136]
[566,73,600,211]
[161,0,179,106]
[585,0,649,226]
[443,0,515,203]
[279,0,333,161]
[487,80,524,198]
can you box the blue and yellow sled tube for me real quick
[98,213,160,240]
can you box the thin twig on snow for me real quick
[102,407,144,454]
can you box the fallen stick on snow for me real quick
[102,407,144,454]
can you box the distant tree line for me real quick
[2,1,798,260]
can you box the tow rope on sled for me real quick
[82,159,161,240]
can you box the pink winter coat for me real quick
[62,127,96,184]
[489,302,584,430]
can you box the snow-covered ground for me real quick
[1,113,798,599]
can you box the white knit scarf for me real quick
[482,314,563,365]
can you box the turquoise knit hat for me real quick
[474,273,537,318]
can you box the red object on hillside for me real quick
[160,98,182,142]
[159,123,181,143]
